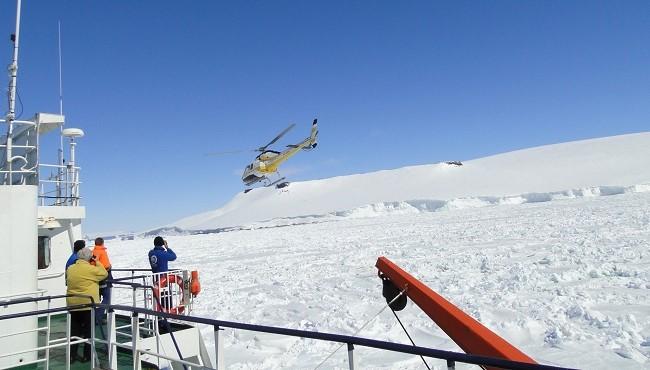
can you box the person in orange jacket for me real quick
[92,237,112,323]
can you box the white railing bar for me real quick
[0,338,89,358]
[215,326,224,370]
[39,164,80,170]
[115,323,132,330]
[90,308,96,368]
[154,314,161,369]
[115,331,133,338]
[0,170,37,174]
[65,312,71,370]
[45,299,51,370]
[107,311,117,369]
[113,326,155,338]
[38,272,65,280]
[0,144,36,149]
[39,179,81,184]
[132,313,141,370]
[49,337,71,344]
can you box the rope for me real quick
[391,308,431,370]
[313,289,407,370]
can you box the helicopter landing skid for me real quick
[266,177,287,188]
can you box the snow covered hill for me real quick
[171,132,650,231]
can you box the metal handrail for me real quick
[0,294,575,370]
[0,293,93,307]
[109,304,573,370]
[111,275,151,282]
[111,268,153,272]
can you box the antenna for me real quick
[58,21,64,115]
[57,20,64,199]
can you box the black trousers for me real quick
[70,310,92,360]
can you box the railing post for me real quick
[214,325,224,370]
[153,315,161,370]
[65,311,71,370]
[447,359,455,370]
[45,299,51,370]
[142,275,148,311]
[347,343,355,370]
[182,270,190,314]
[132,312,142,370]
[107,309,117,370]
[90,307,96,368]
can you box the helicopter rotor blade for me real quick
[258,123,296,152]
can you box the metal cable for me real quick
[391,308,431,370]
[313,289,407,370]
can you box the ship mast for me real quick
[4,0,22,185]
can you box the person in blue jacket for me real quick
[148,236,177,273]
[66,240,87,270]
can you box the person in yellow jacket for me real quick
[66,247,107,363]
[92,237,112,322]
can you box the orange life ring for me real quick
[153,274,185,315]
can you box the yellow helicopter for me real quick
[239,119,318,191]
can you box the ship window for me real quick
[38,236,51,269]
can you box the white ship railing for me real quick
[0,295,97,370]
[1,116,82,205]
[37,163,81,206]
[111,269,195,316]
[0,119,38,186]
[110,268,196,343]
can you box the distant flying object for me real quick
[206,119,318,191]
[212,119,316,192]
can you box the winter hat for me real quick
[77,247,93,261]
[73,240,86,253]
[154,236,164,247]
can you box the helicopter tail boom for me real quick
[287,119,318,149]
[261,119,318,173]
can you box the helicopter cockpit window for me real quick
[38,236,51,269]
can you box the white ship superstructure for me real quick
[0,1,83,366]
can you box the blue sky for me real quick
[2,1,648,233]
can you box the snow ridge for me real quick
[174,183,650,234]
[169,132,650,232]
